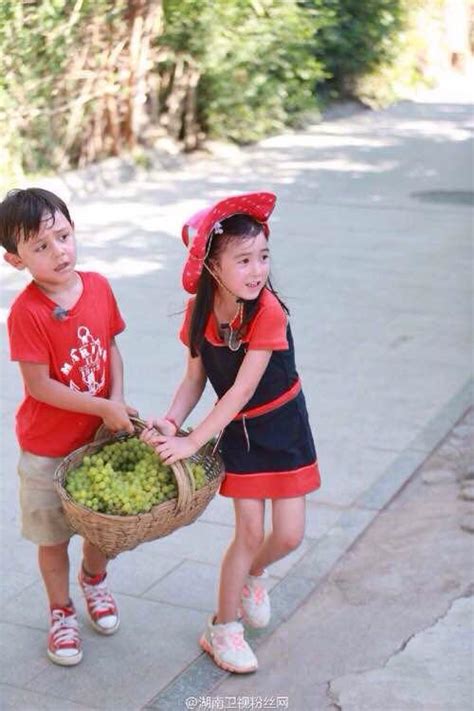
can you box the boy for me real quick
[0,187,136,666]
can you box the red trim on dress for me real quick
[179,288,289,351]
[220,462,320,499]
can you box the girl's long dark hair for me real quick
[189,214,289,357]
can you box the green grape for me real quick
[65,435,193,516]
[189,463,206,490]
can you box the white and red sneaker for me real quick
[199,616,258,673]
[78,570,120,635]
[240,571,271,629]
[48,604,82,666]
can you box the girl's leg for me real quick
[249,496,306,575]
[216,498,265,624]
[82,539,109,577]
[38,541,70,607]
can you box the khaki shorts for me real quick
[18,450,75,546]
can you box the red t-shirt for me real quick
[8,271,125,457]
[179,287,289,351]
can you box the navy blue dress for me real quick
[180,289,320,499]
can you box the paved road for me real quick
[0,71,472,710]
[211,409,473,711]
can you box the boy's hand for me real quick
[100,399,134,434]
[109,395,138,418]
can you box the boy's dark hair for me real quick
[0,187,72,254]
[189,214,289,357]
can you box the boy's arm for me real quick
[109,338,125,401]
[108,338,137,416]
[19,362,134,433]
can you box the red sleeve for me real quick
[8,303,49,364]
[246,300,288,351]
[179,298,195,347]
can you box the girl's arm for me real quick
[147,352,207,434]
[191,349,271,447]
[19,362,135,433]
[150,349,272,464]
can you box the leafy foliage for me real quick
[308,0,407,93]
[161,0,325,143]
[1,0,159,174]
[0,0,443,177]
[305,0,444,104]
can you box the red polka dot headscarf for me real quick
[181,192,277,294]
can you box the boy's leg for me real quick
[82,539,108,577]
[19,452,74,605]
[78,540,120,635]
[38,541,71,607]
[38,541,82,666]
[17,452,81,665]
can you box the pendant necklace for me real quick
[207,264,244,351]
[219,300,244,352]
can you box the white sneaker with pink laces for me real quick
[240,571,271,628]
[48,604,82,666]
[78,570,120,635]
[199,617,258,673]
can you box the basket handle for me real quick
[130,416,196,513]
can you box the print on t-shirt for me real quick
[60,325,107,395]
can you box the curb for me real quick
[144,377,473,710]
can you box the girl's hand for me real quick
[151,417,178,437]
[140,417,177,443]
[140,425,161,448]
[154,433,200,465]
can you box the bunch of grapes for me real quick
[65,437,207,516]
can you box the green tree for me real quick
[161,0,325,144]
[1,0,161,174]
[0,0,444,177]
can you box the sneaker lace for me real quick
[50,610,79,648]
[82,579,115,615]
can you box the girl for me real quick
[142,192,320,673]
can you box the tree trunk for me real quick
[125,0,162,148]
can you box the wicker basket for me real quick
[54,417,224,558]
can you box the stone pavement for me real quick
[0,73,472,710]
[205,408,473,711]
